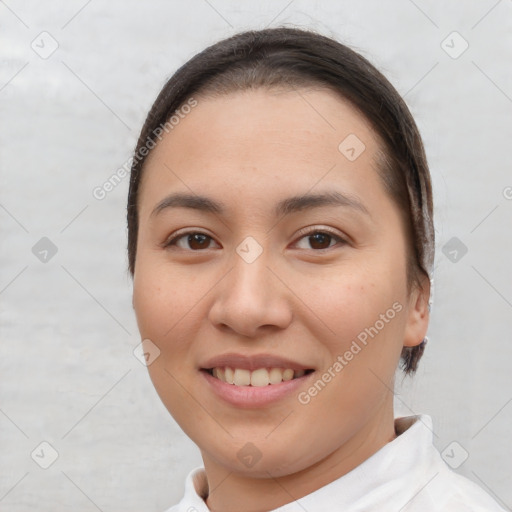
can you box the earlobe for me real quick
[403,275,431,348]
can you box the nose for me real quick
[208,246,293,338]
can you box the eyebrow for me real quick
[150,190,370,218]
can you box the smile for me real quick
[204,367,315,386]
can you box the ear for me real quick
[403,274,431,347]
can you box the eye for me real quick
[294,227,347,251]
[163,231,219,251]
[162,227,347,252]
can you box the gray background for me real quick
[1,1,511,510]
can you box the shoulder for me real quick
[438,470,507,511]
[162,502,206,512]
[161,467,209,512]
[162,506,203,512]
[405,463,507,511]
[392,415,506,512]
[161,506,179,512]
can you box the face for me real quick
[132,88,429,483]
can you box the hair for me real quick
[127,27,435,374]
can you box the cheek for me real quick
[295,265,409,420]
[294,273,407,431]
[133,255,201,342]
[293,261,407,351]
[132,259,206,428]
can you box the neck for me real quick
[202,403,396,512]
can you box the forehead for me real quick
[138,88,385,215]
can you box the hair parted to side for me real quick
[127,27,435,374]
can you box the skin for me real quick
[132,87,430,512]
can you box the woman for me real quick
[127,27,505,511]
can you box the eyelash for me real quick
[162,226,348,252]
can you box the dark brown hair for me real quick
[127,27,434,374]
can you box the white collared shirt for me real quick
[165,415,507,511]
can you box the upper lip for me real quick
[200,353,314,371]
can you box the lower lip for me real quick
[201,370,315,408]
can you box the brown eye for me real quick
[294,228,347,251]
[164,232,217,251]
[186,233,212,250]
[307,232,335,250]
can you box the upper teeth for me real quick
[212,367,306,386]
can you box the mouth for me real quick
[199,353,316,406]
[201,367,315,387]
